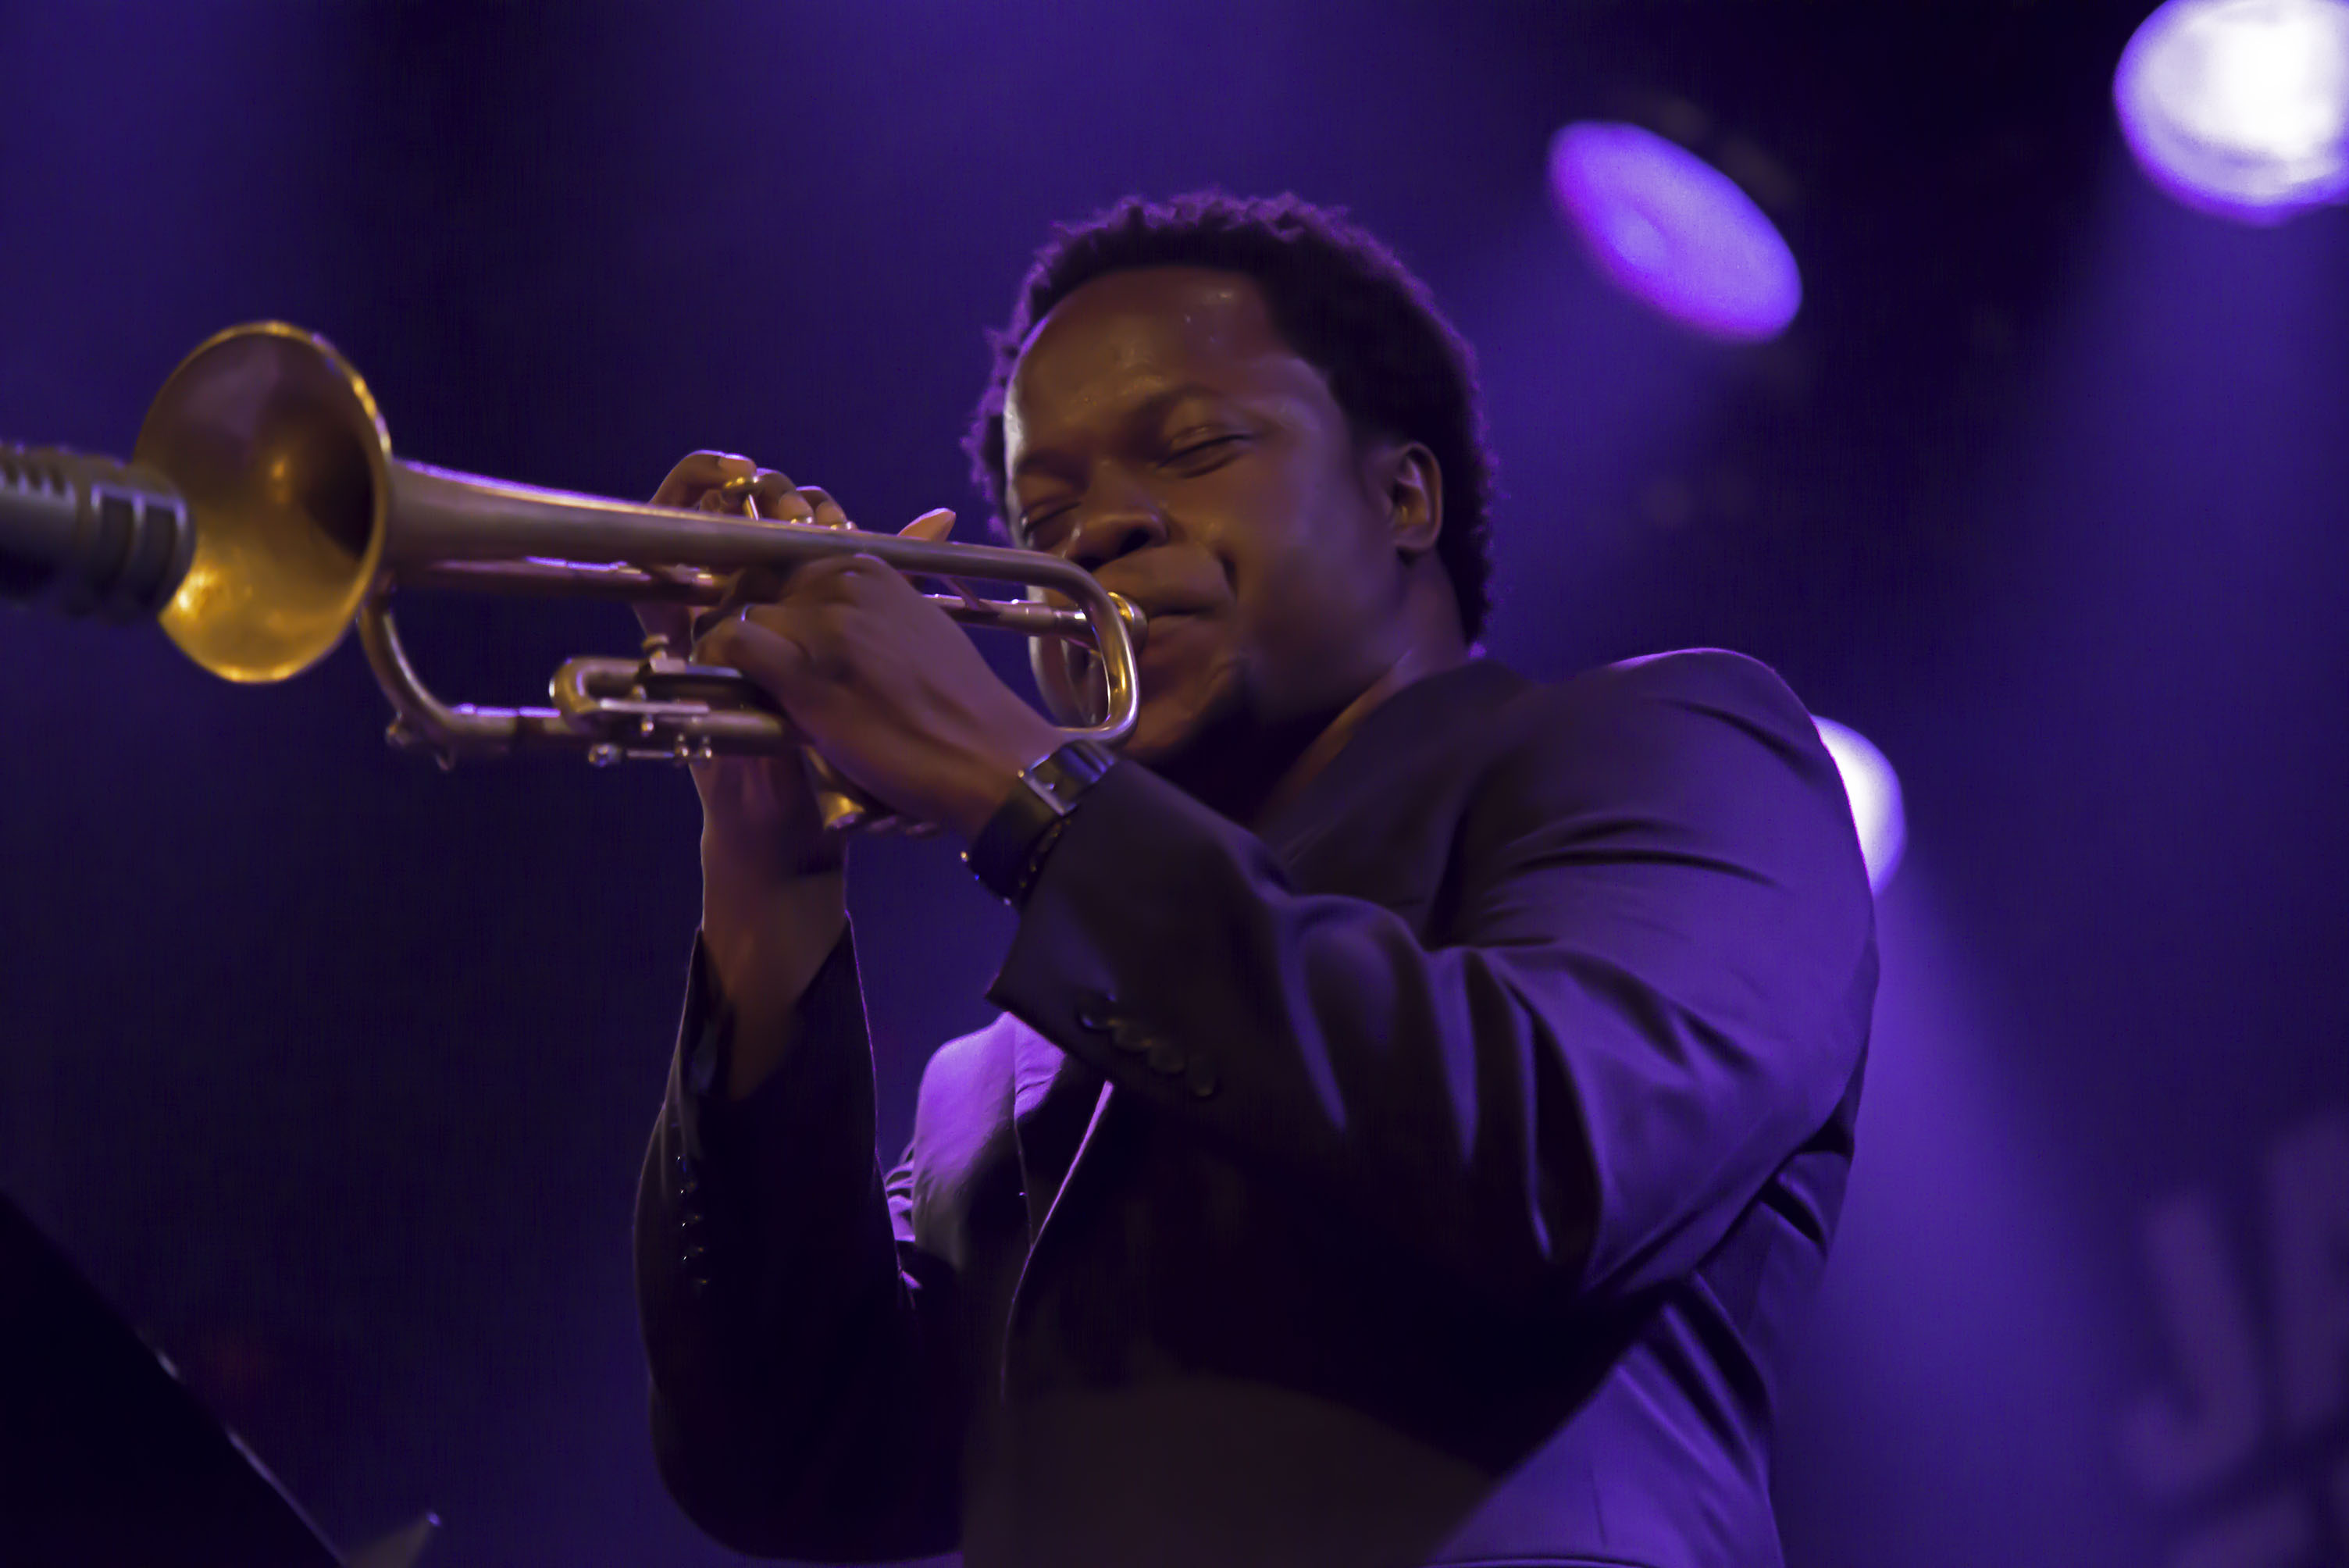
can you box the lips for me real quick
[1135,608,1210,664]
[1064,606,1196,704]
[1102,572,1219,629]
[1094,573,1221,661]
[1119,595,1196,622]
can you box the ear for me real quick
[1373,440,1444,558]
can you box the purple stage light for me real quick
[1813,718,1905,895]
[2115,0,2349,223]
[1547,121,1802,342]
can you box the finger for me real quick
[695,485,864,635]
[893,508,971,606]
[651,450,757,511]
[735,468,815,526]
[689,610,751,672]
[693,568,783,643]
[690,550,871,643]
[694,614,818,711]
[697,471,807,529]
[797,486,853,532]
[897,507,956,543]
[644,452,761,642]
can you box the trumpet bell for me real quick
[140,323,391,683]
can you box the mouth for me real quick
[1132,608,1211,668]
[1065,615,1187,681]
[1120,589,1210,626]
[1057,606,1196,712]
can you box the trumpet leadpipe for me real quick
[400,555,1143,647]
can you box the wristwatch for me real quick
[963,739,1119,905]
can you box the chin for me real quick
[1112,661,1246,769]
[1051,635,1249,770]
[1111,706,1198,767]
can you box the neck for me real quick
[1155,643,1467,832]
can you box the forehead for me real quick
[1003,266,1308,451]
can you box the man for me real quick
[633,192,1877,1568]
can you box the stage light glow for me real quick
[1547,120,1802,342]
[1814,718,1906,896]
[2115,0,2349,223]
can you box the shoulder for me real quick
[1478,646,1827,781]
[1462,647,1864,886]
[1505,646,1815,736]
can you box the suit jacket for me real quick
[635,650,1880,1568]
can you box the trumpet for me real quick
[0,323,1143,830]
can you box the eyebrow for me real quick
[1008,381,1236,485]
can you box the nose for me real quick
[1065,488,1167,574]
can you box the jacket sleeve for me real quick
[986,649,1880,1314]
[634,924,965,1561]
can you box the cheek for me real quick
[1230,513,1388,661]
[1196,461,1361,604]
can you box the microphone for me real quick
[0,444,195,621]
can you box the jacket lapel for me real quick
[1009,1026,1110,1243]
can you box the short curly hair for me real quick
[963,191,1498,642]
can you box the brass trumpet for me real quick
[1,323,1143,830]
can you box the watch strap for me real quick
[964,739,1117,903]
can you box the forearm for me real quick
[636,1129,942,1557]
[636,928,895,1417]
[635,924,963,1556]
[698,830,847,1101]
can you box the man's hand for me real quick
[640,452,848,879]
[693,517,1067,841]
[636,450,1061,1097]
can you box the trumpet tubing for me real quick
[16,322,1145,819]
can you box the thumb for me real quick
[696,615,818,711]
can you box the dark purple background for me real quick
[3,2,2344,1564]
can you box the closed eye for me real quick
[1155,432,1249,474]
[1020,505,1074,549]
[1018,434,1249,547]
[1164,433,1247,469]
